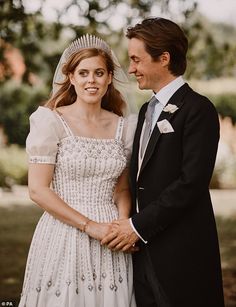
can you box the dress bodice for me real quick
[26,106,138,220]
[52,117,127,219]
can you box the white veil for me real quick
[52,34,137,116]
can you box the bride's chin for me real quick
[84,99,101,105]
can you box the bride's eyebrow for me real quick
[78,68,106,71]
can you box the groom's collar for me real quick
[153,76,185,107]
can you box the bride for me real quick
[19,34,137,307]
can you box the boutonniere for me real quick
[163,104,179,113]
[157,119,174,134]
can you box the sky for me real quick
[23,0,236,27]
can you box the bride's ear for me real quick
[69,73,75,85]
[108,72,112,85]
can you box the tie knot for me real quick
[145,96,158,121]
[145,96,158,123]
[149,96,158,107]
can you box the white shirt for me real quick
[130,76,185,243]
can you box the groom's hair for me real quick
[126,17,188,76]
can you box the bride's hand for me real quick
[85,221,112,241]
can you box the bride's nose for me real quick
[88,73,95,83]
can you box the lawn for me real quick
[0,205,43,306]
[0,205,235,306]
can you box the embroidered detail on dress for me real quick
[36,287,41,292]
[115,117,125,141]
[93,272,97,280]
[110,283,115,290]
[66,279,71,286]
[29,156,56,164]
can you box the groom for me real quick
[102,17,225,306]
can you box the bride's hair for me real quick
[45,48,126,116]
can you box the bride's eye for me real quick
[96,70,105,77]
[78,70,88,77]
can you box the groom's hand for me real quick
[101,219,139,252]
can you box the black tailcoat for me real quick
[130,84,225,307]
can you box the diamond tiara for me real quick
[64,34,112,60]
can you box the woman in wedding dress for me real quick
[19,35,137,307]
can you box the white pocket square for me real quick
[157,119,174,133]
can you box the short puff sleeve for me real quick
[26,107,64,164]
[122,114,138,165]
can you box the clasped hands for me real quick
[101,219,139,253]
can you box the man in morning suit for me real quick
[102,17,225,307]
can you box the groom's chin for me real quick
[137,82,144,89]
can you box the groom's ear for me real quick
[160,52,170,68]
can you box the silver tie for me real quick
[141,96,158,157]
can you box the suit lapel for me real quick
[130,103,147,183]
[139,83,190,176]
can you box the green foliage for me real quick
[1,0,44,82]
[211,94,236,124]
[1,0,236,146]
[184,18,236,79]
[2,0,236,83]
[0,81,49,145]
[0,145,28,187]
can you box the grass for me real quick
[216,216,236,306]
[216,216,236,269]
[0,205,42,306]
[0,205,235,306]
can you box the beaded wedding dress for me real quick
[19,107,137,307]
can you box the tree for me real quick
[0,0,236,146]
[0,81,48,145]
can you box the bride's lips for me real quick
[85,87,99,93]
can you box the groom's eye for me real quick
[132,57,140,63]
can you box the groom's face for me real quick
[128,38,169,92]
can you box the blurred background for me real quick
[0,0,236,306]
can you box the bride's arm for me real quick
[113,168,132,219]
[28,163,111,239]
[83,169,132,240]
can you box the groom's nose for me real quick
[128,62,136,74]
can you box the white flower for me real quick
[163,104,179,113]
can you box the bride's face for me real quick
[70,55,112,104]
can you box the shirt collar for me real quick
[154,76,185,107]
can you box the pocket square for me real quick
[157,119,174,133]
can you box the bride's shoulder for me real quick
[30,106,55,120]
[29,106,64,135]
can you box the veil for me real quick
[52,34,138,116]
